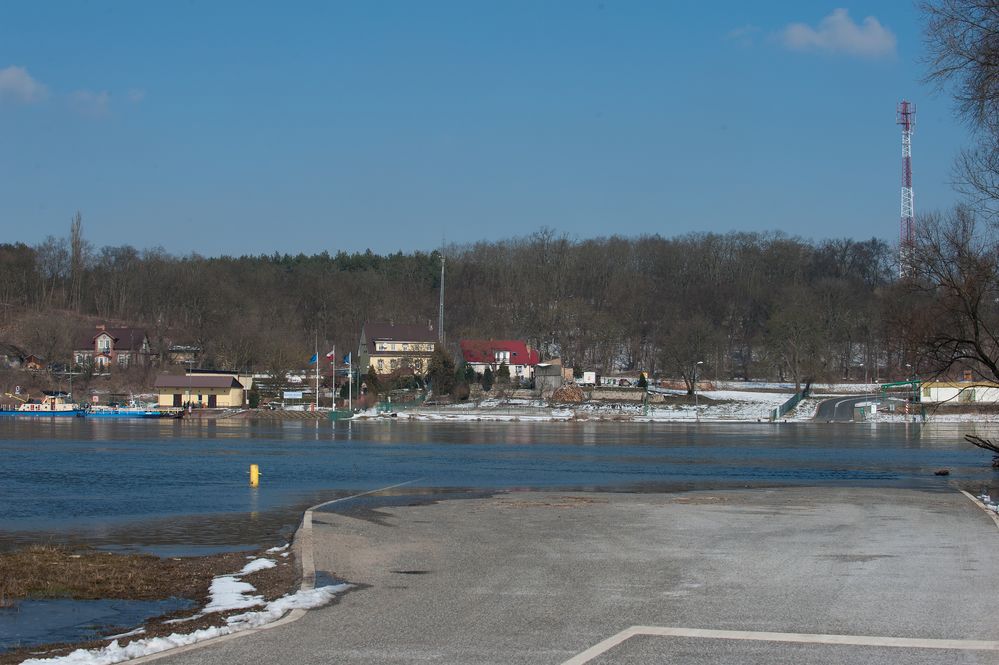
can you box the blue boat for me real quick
[86,406,171,419]
[0,392,86,417]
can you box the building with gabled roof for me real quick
[459,339,540,380]
[357,321,437,376]
[154,370,251,408]
[75,325,151,369]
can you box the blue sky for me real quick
[0,2,971,256]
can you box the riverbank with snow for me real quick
[0,543,349,665]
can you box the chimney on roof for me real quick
[98,324,106,331]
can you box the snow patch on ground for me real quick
[202,557,276,613]
[701,390,793,404]
[20,584,351,665]
[238,558,276,575]
[203,576,263,613]
[714,381,879,394]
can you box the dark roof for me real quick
[154,374,243,389]
[460,340,540,366]
[77,327,149,351]
[363,322,437,343]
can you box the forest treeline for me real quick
[0,225,908,388]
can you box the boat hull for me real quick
[87,411,170,419]
[0,410,87,417]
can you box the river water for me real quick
[2,418,997,555]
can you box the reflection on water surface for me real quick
[2,419,996,552]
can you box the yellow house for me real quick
[154,371,251,408]
[357,322,437,376]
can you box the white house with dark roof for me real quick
[357,321,437,376]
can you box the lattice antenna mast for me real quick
[897,100,915,276]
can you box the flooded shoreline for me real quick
[3,419,999,553]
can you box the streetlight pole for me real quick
[694,360,704,420]
[905,363,913,421]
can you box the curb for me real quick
[125,479,420,663]
[125,503,320,663]
[959,490,999,530]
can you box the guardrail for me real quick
[769,381,811,422]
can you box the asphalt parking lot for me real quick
[156,487,999,665]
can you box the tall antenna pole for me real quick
[897,100,916,277]
[438,251,445,345]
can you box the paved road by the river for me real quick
[155,487,999,665]
[814,395,876,421]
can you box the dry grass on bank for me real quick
[0,545,301,664]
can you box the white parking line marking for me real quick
[561,626,999,664]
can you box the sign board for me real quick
[14,386,20,395]
[283,390,304,400]
[91,395,99,403]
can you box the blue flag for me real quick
[343,352,351,366]
[308,353,318,365]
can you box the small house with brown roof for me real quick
[154,370,252,408]
[357,322,437,376]
[24,354,46,371]
[75,325,151,369]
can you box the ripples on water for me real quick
[1,418,997,553]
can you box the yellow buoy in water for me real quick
[249,463,260,488]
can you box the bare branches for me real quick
[965,434,999,468]
[922,0,999,134]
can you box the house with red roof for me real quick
[459,339,540,381]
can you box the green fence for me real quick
[769,382,811,422]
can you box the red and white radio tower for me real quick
[897,100,915,276]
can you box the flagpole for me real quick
[348,354,352,413]
[314,334,319,413]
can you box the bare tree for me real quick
[69,212,91,312]
[907,207,999,382]
[922,0,999,215]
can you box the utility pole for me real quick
[438,251,446,345]
[897,100,916,277]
